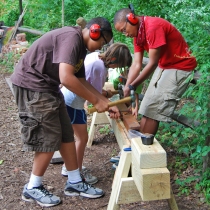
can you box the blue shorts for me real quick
[66,105,87,124]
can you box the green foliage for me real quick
[0,0,19,26]
[0,51,21,73]
[1,0,210,204]
[87,104,93,108]
[99,125,110,135]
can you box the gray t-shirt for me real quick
[11,26,86,93]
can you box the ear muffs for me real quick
[126,3,139,25]
[89,24,101,40]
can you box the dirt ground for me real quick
[0,72,209,210]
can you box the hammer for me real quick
[110,90,119,95]
[87,95,135,114]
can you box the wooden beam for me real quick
[132,154,170,201]
[131,137,167,169]
[106,112,131,149]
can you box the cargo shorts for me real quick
[139,67,193,122]
[12,85,74,152]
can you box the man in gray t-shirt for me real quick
[11,17,120,207]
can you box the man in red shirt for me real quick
[114,5,197,135]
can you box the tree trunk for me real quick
[19,0,23,26]
[203,111,210,172]
[62,0,64,27]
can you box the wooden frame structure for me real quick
[88,111,179,210]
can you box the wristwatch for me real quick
[128,84,136,91]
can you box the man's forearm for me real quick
[130,63,157,88]
[83,80,109,102]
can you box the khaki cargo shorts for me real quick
[12,85,74,152]
[139,67,193,122]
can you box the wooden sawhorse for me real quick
[87,112,179,210]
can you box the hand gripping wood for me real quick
[87,96,134,114]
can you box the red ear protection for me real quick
[89,24,101,40]
[126,3,139,25]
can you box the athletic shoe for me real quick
[64,181,104,198]
[61,165,98,185]
[22,184,61,207]
[112,162,119,170]
[109,155,120,163]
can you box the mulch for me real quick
[0,71,209,210]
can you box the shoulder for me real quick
[145,16,172,28]
[85,52,103,67]
[50,27,83,43]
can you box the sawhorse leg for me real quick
[107,148,132,210]
[87,112,110,148]
[167,188,179,210]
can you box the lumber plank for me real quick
[107,148,132,210]
[131,137,167,169]
[106,113,131,149]
[104,81,116,91]
[132,154,170,201]
[5,77,14,96]
[122,114,140,131]
[50,151,63,163]
[116,177,142,204]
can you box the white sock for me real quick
[27,173,43,189]
[67,168,82,184]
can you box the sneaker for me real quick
[22,184,61,207]
[110,155,120,163]
[61,166,98,185]
[112,162,119,170]
[81,168,98,185]
[64,181,104,198]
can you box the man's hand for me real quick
[123,86,130,97]
[107,89,114,98]
[108,106,120,119]
[94,99,109,113]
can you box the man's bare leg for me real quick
[59,142,78,171]
[140,116,159,135]
[32,152,54,176]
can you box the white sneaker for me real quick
[61,166,98,185]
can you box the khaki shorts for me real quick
[139,67,193,122]
[12,85,74,152]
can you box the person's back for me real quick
[11,27,85,93]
